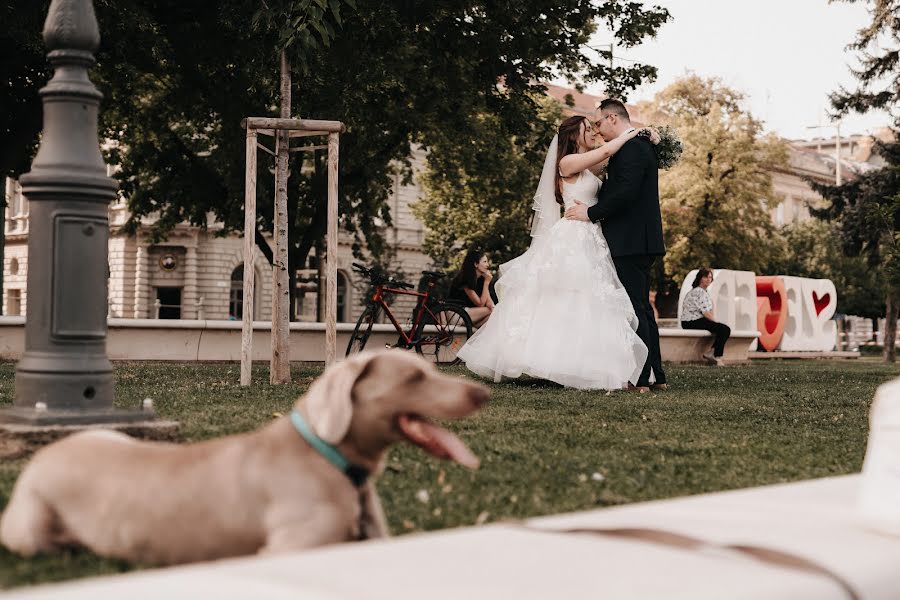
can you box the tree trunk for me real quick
[885,289,897,363]
[270,49,291,384]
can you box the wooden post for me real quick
[325,132,339,365]
[271,50,291,384]
[240,129,257,386]
[239,115,342,370]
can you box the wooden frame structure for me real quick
[240,117,344,386]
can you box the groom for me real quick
[564,98,667,392]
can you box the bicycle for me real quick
[345,263,473,365]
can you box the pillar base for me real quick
[0,415,180,460]
[14,359,115,412]
[0,405,153,426]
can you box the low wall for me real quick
[0,317,758,364]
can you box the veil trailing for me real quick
[529,134,561,244]
[497,134,562,290]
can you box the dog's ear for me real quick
[305,353,374,444]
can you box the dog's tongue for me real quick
[397,414,480,469]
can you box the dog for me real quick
[0,350,488,565]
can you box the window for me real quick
[7,289,21,316]
[337,271,348,322]
[229,266,243,320]
[156,287,182,319]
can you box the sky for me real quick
[580,0,894,140]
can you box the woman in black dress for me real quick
[448,250,495,327]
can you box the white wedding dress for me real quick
[457,169,648,390]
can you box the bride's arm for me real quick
[558,128,638,177]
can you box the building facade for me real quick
[3,145,434,325]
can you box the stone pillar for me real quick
[134,242,150,318]
[183,245,198,320]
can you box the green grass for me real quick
[0,358,896,588]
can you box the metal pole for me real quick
[835,120,842,186]
[0,178,9,317]
[0,0,148,424]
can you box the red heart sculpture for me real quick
[755,276,787,351]
[812,291,830,316]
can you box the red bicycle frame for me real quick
[370,279,442,346]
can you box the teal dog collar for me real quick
[290,410,369,487]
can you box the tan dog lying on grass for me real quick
[0,350,488,565]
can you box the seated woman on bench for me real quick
[681,268,731,366]
[448,250,497,327]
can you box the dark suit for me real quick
[587,136,666,386]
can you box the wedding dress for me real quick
[457,148,648,390]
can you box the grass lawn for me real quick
[0,358,896,588]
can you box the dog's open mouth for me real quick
[397,414,480,470]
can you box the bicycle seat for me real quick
[421,270,445,280]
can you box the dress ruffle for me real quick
[457,218,648,390]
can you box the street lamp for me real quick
[0,0,150,425]
[806,119,843,186]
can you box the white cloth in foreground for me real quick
[457,168,647,390]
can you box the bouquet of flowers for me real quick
[638,125,683,170]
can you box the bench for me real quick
[659,327,760,364]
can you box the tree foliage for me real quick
[641,75,788,288]
[810,149,900,300]
[815,0,900,359]
[768,219,883,317]
[829,0,900,123]
[3,0,671,278]
[413,98,564,268]
[409,3,672,269]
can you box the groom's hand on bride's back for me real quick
[564,200,591,222]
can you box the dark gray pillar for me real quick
[1,0,149,424]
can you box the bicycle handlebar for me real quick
[352,263,414,289]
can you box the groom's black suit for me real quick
[587,136,666,387]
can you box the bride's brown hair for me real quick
[554,116,589,206]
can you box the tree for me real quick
[829,0,899,120]
[811,155,900,358]
[768,219,883,318]
[3,0,671,309]
[813,0,900,361]
[639,75,788,315]
[414,98,563,268]
[410,3,672,269]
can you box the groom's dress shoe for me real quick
[701,351,717,365]
[650,383,668,391]
[627,384,650,394]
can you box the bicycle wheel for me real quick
[346,304,378,356]
[415,303,473,366]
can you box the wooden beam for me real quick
[240,129,257,386]
[244,117,345,133]
[251,128,327,139]
[256,142,275,157]
[288,130,328,138]
[325,132,339,366]
[288,144,327,153]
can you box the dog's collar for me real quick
[290,410,369,487]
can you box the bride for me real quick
[456,116,656,390]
